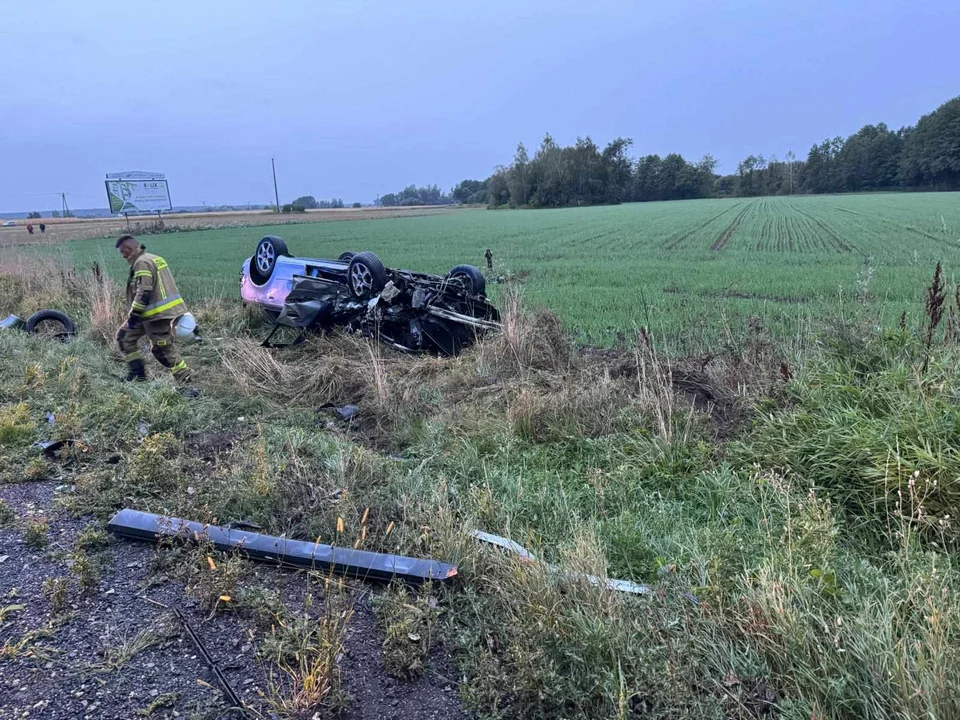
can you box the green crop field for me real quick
[65,191,960,346]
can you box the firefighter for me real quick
[115,234,193,384]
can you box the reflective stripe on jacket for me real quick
[125,248,188,321]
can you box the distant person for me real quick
[114,234,194,387]
[39,223,45,233]
[26,223,33,235]
[485,248,493,271]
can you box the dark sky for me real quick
[1,0,956,212]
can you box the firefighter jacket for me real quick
[125,247,187,321]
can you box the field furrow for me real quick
[710,204,751,251]
[663,202,742,250]
[792,205,856,253]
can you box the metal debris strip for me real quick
[468,530,538,562]
[173,607,249,718]
[468,529,653,596]
[107,509,458,585]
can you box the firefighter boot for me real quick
[122,358,147,382]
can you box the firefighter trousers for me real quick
[116,318,192,382]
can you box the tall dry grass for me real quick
[0,247,125,344]
[212,283,738,450]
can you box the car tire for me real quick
[347,252,387,298]
[250,236,289,286]
[338,251,358,262]
[24,309,76,341]
[447,264,486,296]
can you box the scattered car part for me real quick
[319,402,360,422]
[173,607,249,718]
[34,440,66,457]
[240,237,501,356]
[469,530,538,563]
[468,529,653,596]
[1,310,76,340]
[23,309,77,340]
[0,314,24,330]
[107,509,458,585]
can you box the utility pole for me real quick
[271,158,280,213]
[59,192,70,217]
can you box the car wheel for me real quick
[347,252,387,298]
[338,251,358,262]
[447,264,486,296]
[250,236,289,286]
[24,309,76,342]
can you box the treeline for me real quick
[719,97,958,197]
[488,135,720,207]
[377,185,456,207]
[450,137,719,208]
[290,195,345,209]
[442,94,960,208]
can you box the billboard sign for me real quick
[105,171,172,214]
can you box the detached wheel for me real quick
[448,264,486,296]
[24,309,76,342]
[347,252,387,298]
[250,235,289,286]
[338,251,358,262]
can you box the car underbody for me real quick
[240,236,501,356]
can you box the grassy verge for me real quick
[1,252,958,719]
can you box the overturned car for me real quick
[240,236,501,355]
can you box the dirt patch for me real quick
[576,345,751,439]
[339,597,466,720]
[0,481,471,720]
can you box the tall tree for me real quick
[837,123,902,190]
[292,195,319,209]
[506,143,531,207]
[601,137,634,203]
[634,154,663,201]
[900,97,960,188]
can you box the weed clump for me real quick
[0,499,15,527]
[374,583,439,681]
[76,524,110,551]
[42,577,70,616]
[24,520,50,549]
[70,549,101,594]
[0,402,35,446]
[262,580,354,717]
